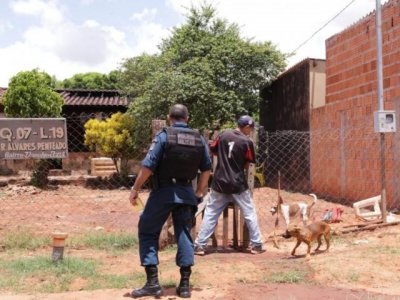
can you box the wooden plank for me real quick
[242,222,249,249]
[233,203,239,248]
[338,221,400,234]
[223,207,229,248]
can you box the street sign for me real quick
[0,118,68,159]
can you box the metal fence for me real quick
[255,127,400,210]
[1,113,399,240]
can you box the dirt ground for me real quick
[1,183,400,299]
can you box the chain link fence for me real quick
[0,112,149,234]
[1,113,400,241]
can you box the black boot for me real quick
[176,266,191,298]
[130,265,162,298]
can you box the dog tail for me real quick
[309,193,317,208]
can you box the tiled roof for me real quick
[56,89,129,106]
[0,88,130,107]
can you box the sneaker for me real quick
[249,244,266,254]
[194,244,206,256]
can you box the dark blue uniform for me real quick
[139,122,212,267]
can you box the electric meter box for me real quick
[374,110,396,133]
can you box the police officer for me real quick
[128,104,212,298]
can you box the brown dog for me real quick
[287,221,331,258]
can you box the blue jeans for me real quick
[138,193,196,267]
[195,189,263,247]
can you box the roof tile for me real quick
[0,88,130,107]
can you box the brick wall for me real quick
[310,0,400,208]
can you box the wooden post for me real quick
[223,206,229,248]
[212,227,218,247]
[233,204,239,248]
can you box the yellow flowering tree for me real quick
[84,112,137,177]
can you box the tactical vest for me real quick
[157,127,204,182]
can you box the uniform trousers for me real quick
[138,191,196,267]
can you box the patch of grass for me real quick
[68,232,138,250]
[1,230,50,251]
[87,274,133,290]
[367,246,400,256]
[266,271,306,284]
[236,277,252,284]
[0,256,97,293]
[163,244,177,253]
[0,255,142,293]
[347,271,360,282]
[160,278,177,288]
[0,275,18,290]
[330,235,350,246]
[2,256,97,277]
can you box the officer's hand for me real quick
[195,191,204,204]
[129,189,139,206]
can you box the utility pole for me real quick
[375,0,387,223]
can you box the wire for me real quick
[290,0,357,55]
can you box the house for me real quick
[58,89,130,152]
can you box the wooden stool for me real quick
[211,203,249,250]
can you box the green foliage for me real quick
[59,71,121,90]
[3,69,63,118]
[119,54,163,98]
[121,3,286,136]
[84,112,138,176]
[30,159,51,188]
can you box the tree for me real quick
[59,71,121,90]
[119,54,163,98]
[120,4,286,139]
[84,112,138,178]
[4,69,63,117]
[3,69,64,188]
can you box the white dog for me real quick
[271,194,318,229]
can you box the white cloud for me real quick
[131,22,170,54]
[131,8,158,22]
[165,0,190,15]
[0,21,13,33]
[0,0,135,86]
[10,0,64,25]
[129,8,170,54]
[80,0,95,5]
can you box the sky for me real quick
[0,0,381,87]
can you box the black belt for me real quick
[159,178,192,187]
